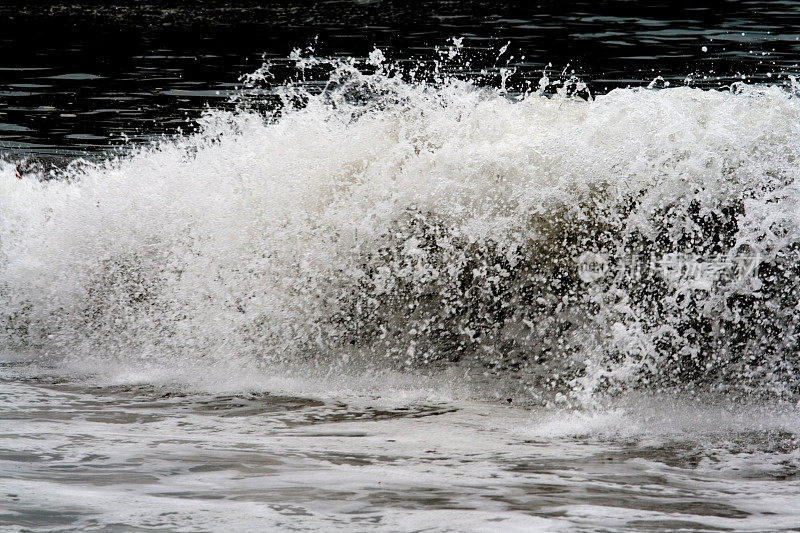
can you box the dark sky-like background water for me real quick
[2,0,800,155]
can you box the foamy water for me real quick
[2,365,799,531]
[2,50,800,530]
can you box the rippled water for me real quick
[3,364,799,532]
[2,0,800,154]
[2,2,800,532]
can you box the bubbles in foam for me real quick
[3,48,800,405]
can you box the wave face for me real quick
[3,57,800,404]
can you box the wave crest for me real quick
[3,54,800,404]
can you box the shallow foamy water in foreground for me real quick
[1,363,798,532]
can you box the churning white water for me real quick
[1,52,799,530]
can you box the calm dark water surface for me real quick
[1,0,800,155]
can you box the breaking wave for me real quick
[3,48,800,405]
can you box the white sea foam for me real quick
[3,55,800,404]
[1,374,797,532]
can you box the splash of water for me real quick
[2,48,800,406]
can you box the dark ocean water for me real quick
[1,0,800,155]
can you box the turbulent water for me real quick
[2,42,800,531]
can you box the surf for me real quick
[3,49,800,406]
